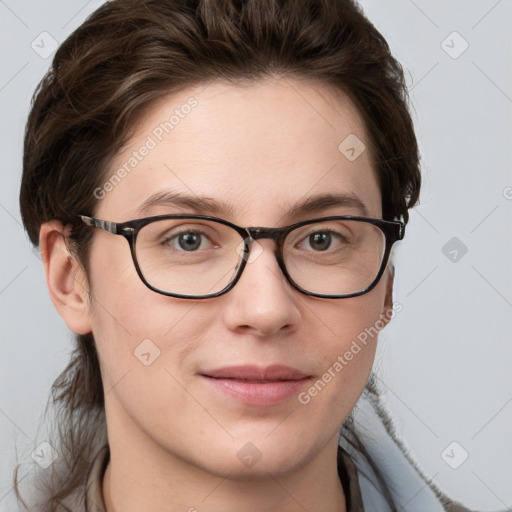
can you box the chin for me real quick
[195,438,314,481]
[213,455,307,482]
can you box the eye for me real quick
[165,231,211,251]
[300,230,346,252]
[307,232,332,251]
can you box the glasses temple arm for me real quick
[78,215,119,234]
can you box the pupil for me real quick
[178,233,201,251]
[310,232,331,251]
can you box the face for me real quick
[80,77,392,478]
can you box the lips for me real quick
[199,365,311,406]
[201,365,308,381]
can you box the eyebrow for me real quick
[135,191,234,217]
[288,193,369,217]
[134,190,369,219]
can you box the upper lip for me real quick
[200,365,309,381]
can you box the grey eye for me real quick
[176,232,203,251]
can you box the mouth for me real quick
[199,365,312,406]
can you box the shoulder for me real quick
[339,384,476,512]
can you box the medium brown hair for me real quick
[17,0,420,509]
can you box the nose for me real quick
[221,240,301,337]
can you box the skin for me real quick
[40,76,394,512]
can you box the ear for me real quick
[39,221,92,335]
[379,264,395,329]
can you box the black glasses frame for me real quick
[78,213,404,299]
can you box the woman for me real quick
[15,0,476,510]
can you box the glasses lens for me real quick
[283,219,386,296]
[135,218,244,296]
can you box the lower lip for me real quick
[201,376,311,406]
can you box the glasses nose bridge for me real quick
[239,226,288,286]
[245,226,285,243]
[243,226,287,258]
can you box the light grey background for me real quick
[1,1,511,510]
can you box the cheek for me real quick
[91,295,214,389]
[89,290,220,448]
[86,241,215,388]
[314,284,386,357]
[307,338,376,412]
[302,285,387,410]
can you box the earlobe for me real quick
[39,221,92,335]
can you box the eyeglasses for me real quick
[78,214,404,299]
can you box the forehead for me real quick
[95,77,381,222]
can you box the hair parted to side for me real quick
[17,0,421,510]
